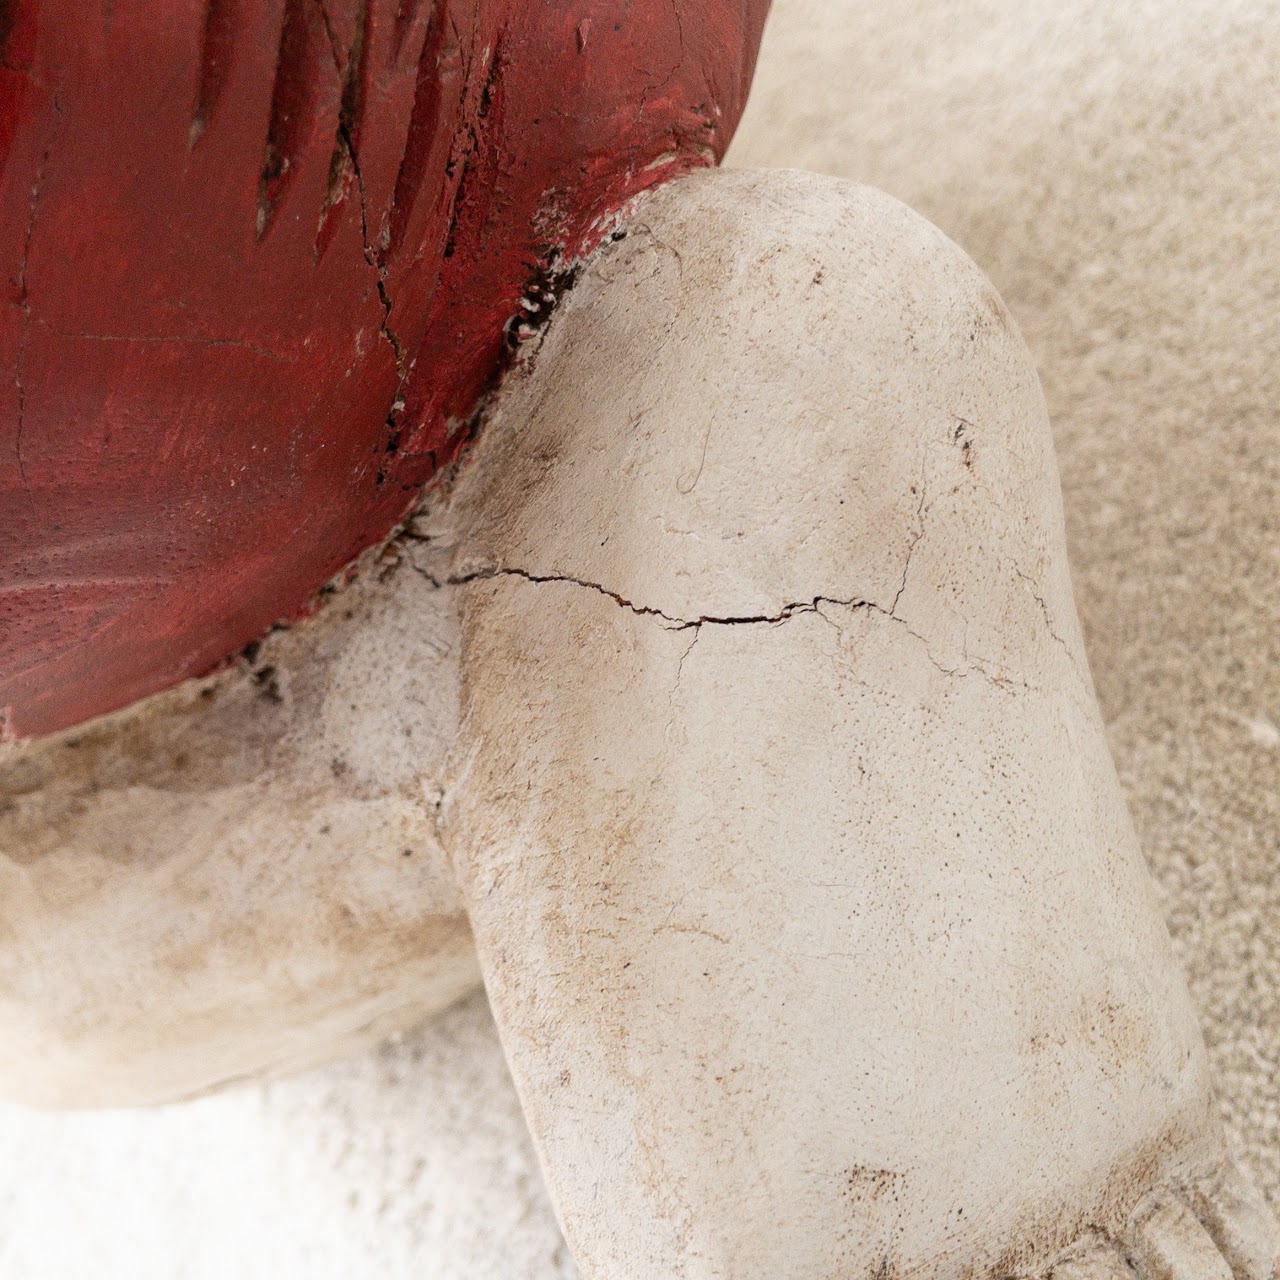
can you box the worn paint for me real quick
[0,0,768,738]
[443,169,1269,1280]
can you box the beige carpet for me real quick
[0,2,1274,1273]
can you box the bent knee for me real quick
[450,168,1081,674]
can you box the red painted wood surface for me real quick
[0,0,768,739]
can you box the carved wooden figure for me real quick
[0,3,1275,1278]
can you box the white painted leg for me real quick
[0,550,477,1106]
[442,170,1278,1278]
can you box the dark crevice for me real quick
[440,150,471,261]
[475,37,500,119]
[442,38,501,261]
[336,0,370,154]
[500,256,581,360]
[431,250,583,467]
[251,664,283,703]
[312,0,401,364]
[386,0,446,261]
[13,89,60,523]
[308,0,409,484]
[257,0,326,239]
[313,0,370,260]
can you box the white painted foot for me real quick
[441,169,1279,1278]
[1053,1159,1278,1279]
[1189,1158,1280,1280]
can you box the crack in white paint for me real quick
[412,561,1032,692]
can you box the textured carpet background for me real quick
[1,1,1275,1273]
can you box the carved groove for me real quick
[189,0,237,147]
[256,0,325,240]
[338,0,371,153]
[385,4,447,261]
[0,0,20,185]
[314,0,371,260]
[441,42,501,262]
[0,2,15,55]
[391,0,428,62]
